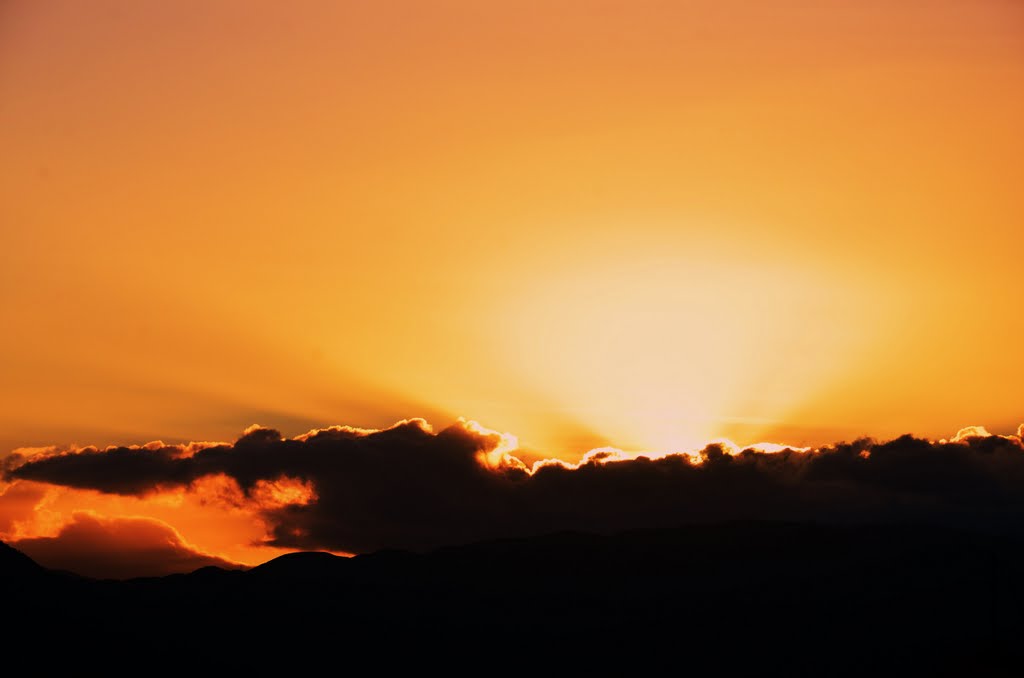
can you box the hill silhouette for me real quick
[0,539,46,579]
[4,522,1023,675]
[248,550,348,579]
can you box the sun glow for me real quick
[484,244,889,455]
[464,419,523,470]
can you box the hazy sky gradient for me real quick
[2,0,1022,458]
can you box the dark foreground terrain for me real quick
[3,522,1022,675]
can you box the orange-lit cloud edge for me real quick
[3,417,1024,578]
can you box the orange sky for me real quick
[1,1,1022,571]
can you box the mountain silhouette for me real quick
[0,539,46,579]
[248,550,348,579]
[3,522,1023,675]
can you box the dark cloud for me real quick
[13,512,245,579]
[6,419,1024,554]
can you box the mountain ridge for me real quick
[3,521,1022,674]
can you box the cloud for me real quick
[11,511,245,579]
[0,480,48,535]
[6,419,1024,554]
[951,425,993,442]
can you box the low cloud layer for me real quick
[13,512,244,579]
[5,420,1024,554]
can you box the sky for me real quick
[1,0,1022,576]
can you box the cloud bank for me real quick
[13,511,245,579]
[5,419,1024,554]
